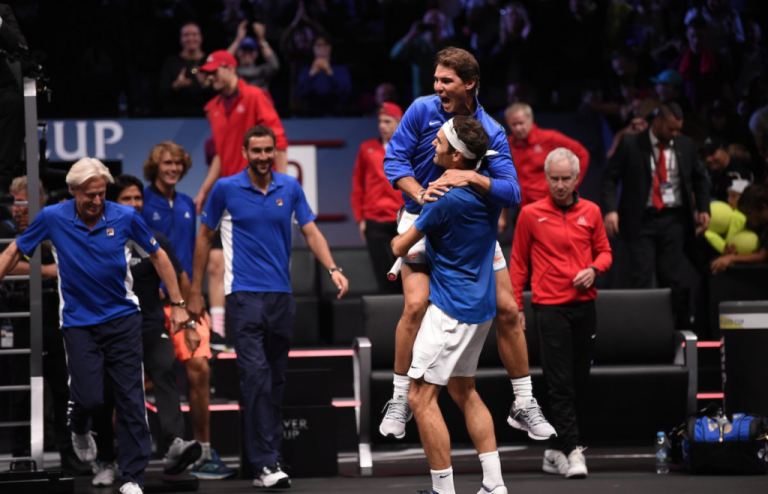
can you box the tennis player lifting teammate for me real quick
[381,47,555,440]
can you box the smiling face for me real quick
[156,151,186,188]
[180,24,202,52]
[116,185,144,214]
[72,177,108,224]
[243,134,276,178]
[433,64,475,116]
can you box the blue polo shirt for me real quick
[414,182,500,324]
[142,185,196,277]
[15,200,160,328]
[202,169,316,295]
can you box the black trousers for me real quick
[534,301,596,455]
[625,208,691,327]
[363,220,402,294]
[0,86,25,190]
[93,325,185,461]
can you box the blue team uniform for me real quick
[142,185,196,277]
[414,182,500,324]
[384,94,521,214]
[202,169,315,471]
[15,200,158,487]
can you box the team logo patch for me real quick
[276,199,283,206]
[184,211,191,218]
[152,212,161,221]
[106,228,114,237]
[150,237,157,246]
[577,215,588,226]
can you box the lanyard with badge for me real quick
[651,143,676,206]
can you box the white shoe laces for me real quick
[382,399,411,422]
[518,401,548,427]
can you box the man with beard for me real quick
[187,125,349,489]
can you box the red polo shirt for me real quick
[510,194,612,308]
[205,79,288,178]
[509,124,590,207]
[350,138,404,223]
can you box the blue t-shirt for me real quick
[202,170,316,295]
[384,94,521,214]
[15,200,160,328]
[142,186,196,278]
[414,184,500,324]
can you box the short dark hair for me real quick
[435,47,480,92]
[656,102,684,121]
[738,184,768,213]
[243,125,277,148]
[107,174,144,202]
[450,115,489,170]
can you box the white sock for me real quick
[511,375,533,405]
[200,442,211,461]
[430,467,455,494]
[393,373,410,402]
[210,307,225,338]
[479,451,504,489]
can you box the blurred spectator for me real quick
[699,136,754,202]
[711,184,768,273]
[296,35,351,113]
[375,82,398,106]
[158,23,214,117]
[684,0,744,56]
[679,16,725,111]
[735,20,767,95]
[0,3,26,192]
[606,116,650,159]
[390,8,457,101]
[652,69,690,112]
[506,102,591,209]
[350,102,404,294]
[227,21,279,93]
[487,2,532,99]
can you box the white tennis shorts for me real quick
[407,303,493,386]
[397,209,507,270]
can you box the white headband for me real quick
[440,118,498,169]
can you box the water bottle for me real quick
[655,431,670,474]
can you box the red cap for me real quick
[200,50,238,73]
[379,102,403,121]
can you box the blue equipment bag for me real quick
[680,404,768,474]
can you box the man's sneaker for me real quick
[507,398,557,440]
[478,485,508,494]
[253,463,290,488]
[164,438,202,475]
[379,399,413,439]
[60,449,93,476]
[191,449,237,480]
[566,446,588,479]
[92,461,118,486]
[542,449,569,475]
[71,431,97,462]
[119,482,143,494]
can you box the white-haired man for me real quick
[510,148,613,479]
[0,158,188,494]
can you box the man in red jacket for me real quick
[506,102,590,210]
[350,102,405,293]
[510,148,612,480]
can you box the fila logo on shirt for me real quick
[153,212,161,221]
[577,215,588,226]
[276,199,284,207]
[106,228,115,237]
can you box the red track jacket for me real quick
[205,79,288,178]
[350,138,404,223]
[509,124,590,207]
[510,194,612,308]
